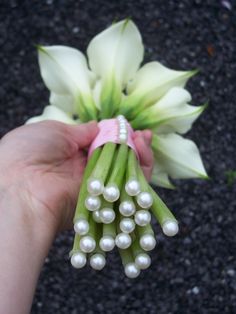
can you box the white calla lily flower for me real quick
[152,133,208,180]
[87,19,144,117]
[131,87,207,134]
[151,162,175,189]
[37,45,97,121]
[49,92,75,115]
[92,80,102,110]
[121,62,197,118]
[26,105,77,125]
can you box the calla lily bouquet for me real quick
[27,19,208,278]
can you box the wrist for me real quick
[0,183,58,251]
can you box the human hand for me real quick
[0,121,153,233]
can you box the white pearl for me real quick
[124,263,140,278]
[70,252,86,269]
[140,234,156,251]
[79,236,96,253]
[92,210,102,223]
[134,210,151,226]
[87,178,104,196]
[100,208,116,224]
[117,115,125,121]
[99,235,115,252]
[137,192,153,209]
[119,128,127,135]
[119,201,136,216]
[85,195,101,211]
[90,253,106,270]
[119,133,128,143]
[103,184,120,202]
[135,253,151,270]
[120,218,135,233]
[74,219,89,235]
[125,179,141,196]
[115,233,131,249]
[162,220,179,237]
[119,121,126,127]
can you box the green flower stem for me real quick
[137,163,150,192]
[149,187,177,226]
[131,236,144,257]
[90,143,117,184]
[103,220,117,239]
[126,149,139,182]
[101,198,114,209]
[70,234,82,256]
[90,224,105,256]
[87,214,97,239]
[106,144,128,188]
[73,148,101,223]
[136,223,154,238]
[119,247,134,267]
[120,184,135,203]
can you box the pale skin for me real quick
[0,120,154,314]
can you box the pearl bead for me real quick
[137,192,153,209]
[120,218,135,233]
[92,210,102,223]
[119,121,126,127]
[115,233,131,249]
[103,184,120,202]
[135,253,151,270]
[162,220,179,237]
[119,201,136,216]
[117,115,125,121]
[134,210,151,226]
[119,133,127,143]
[119,128,127,135]
[140,234,156,251]
[100,208,116,224]
[87,178,104,196]
[124,263,140,278]
[74,218,89,235]
[70,252,86,269]
[125,179,141,196]
[79,236,96,253]
[90,253,106,270]
[85,195,101,211]
[99,235,115,252]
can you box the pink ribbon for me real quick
[88,118,138,157]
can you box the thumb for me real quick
[67,121,99,148]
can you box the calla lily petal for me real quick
[152,133,208,179]
[155,103,207,134]
[92,80,102,110]
[49,92,75,115]
[87,19,144,86]
[127,62,196,99]
[131,87,206,133]
[151,162,175,189]
[26,105,77,125]
[38,45,91,95]
[121,62,197,118]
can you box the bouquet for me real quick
[27,20,208,278]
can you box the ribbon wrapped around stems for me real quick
[88,116,138,158]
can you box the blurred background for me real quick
[1,1,236,313]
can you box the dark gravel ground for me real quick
[1,0,236,313]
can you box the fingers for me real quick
[133,130,154,181]
[68,121,99,149]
